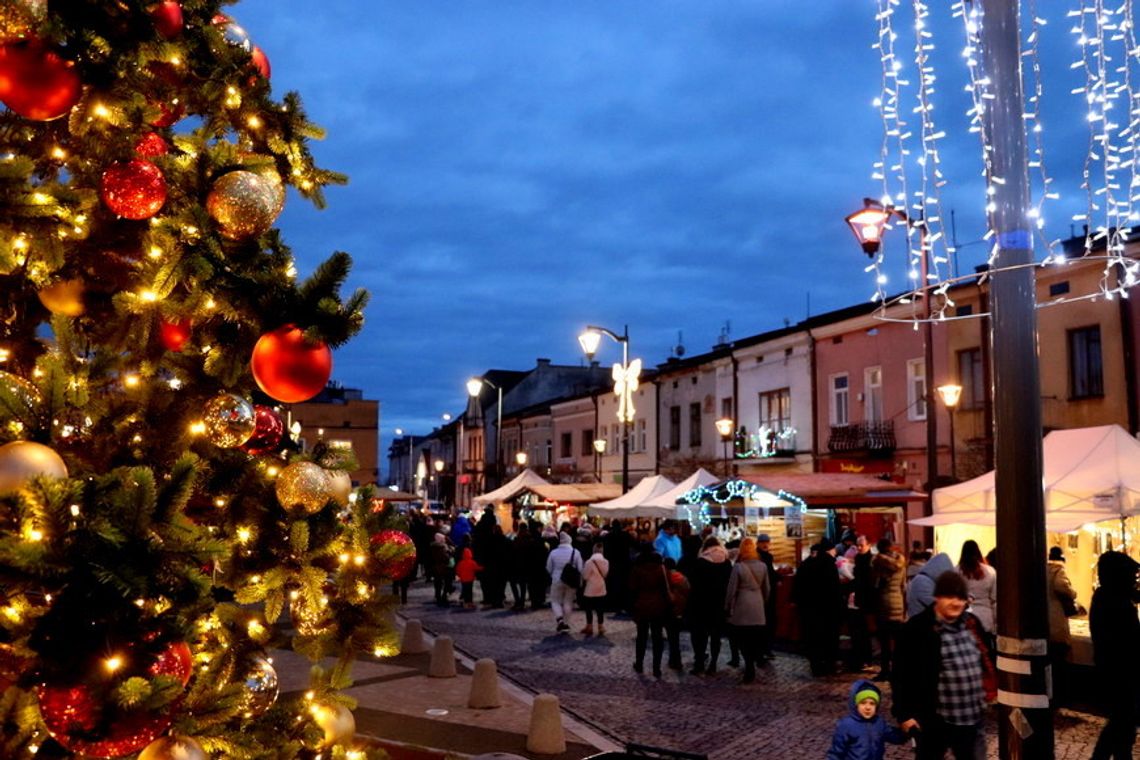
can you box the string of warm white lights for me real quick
[1072,0,1140,297]
[869,0,905,307]
[1023,2,1059,260]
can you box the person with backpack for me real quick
[545,532,583,633]
[580,542,610,636]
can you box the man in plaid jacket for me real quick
[892,570,989,759]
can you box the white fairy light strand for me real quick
[868,0,906,307]
[1024,2,1060,261]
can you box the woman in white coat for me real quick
[580,543,610,636]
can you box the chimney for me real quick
[536,358,551,368]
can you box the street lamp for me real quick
[433,459,444,502]
[578,325,640,494]
[467,376,503,492]
[515,450,527,468]
[846,198,938,493]
[593,437,607,482]
[715,417,734,479]
[936,384,962,482]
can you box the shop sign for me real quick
[785,506,804,538]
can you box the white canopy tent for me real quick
[587,475,677,518]
[472,469,551,506]
[917,425,1140,533]
[638,468,721,519]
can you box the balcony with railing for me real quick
[827,421,896,456]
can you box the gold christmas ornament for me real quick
[240,651,279,718]
[275,461,331,515]
[202,393,256,448]
[37,279,85,317]
[206,170,280,240]
[0,440,68,495]
[138,735,207,760]
[0,0,46,44]
[326,469,352,507]
[0,370,41,420]
[311,703,355,748]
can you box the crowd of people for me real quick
[403,509,1139,760]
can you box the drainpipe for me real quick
[808,329,819,470]
[731,353,739,474]
[1120,293,1139,434]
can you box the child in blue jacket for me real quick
[826,679,907,760]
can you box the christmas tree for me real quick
[0,2,409,758]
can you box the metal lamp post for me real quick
[467,377,503,492]
[715,417,734,479]
[936,384,962,481]
[578,325,640,494]
[593,437,607,482]
[846,199,938,494]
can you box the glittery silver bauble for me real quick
[0,440,67,496]
[240,652,279,718]
[139,735,207,760]
[0,0,46,44]
[206,170,280,240]
[326,469,352,507]
[275,461,332,515]
[202,393,256,448]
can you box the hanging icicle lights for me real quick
[1071,0,1140,296]
[868,0,956,320]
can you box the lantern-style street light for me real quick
[467,377,503,491]
[578,325,639,493]
[515,450,527,468]
[715,417,734,479]
[937,384,962,481]
[593,437,607,482]
[846,198,938,494]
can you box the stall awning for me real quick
[923,425,1140,532]
[588,475,677,518]
[744,472,926,506]
[524,482,622,505]
[472,469,551,506]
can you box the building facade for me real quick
[287,383,380,487]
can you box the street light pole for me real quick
[467,377,504,492]
[937,384,962,481]
[578,325,638,494]
[978,1,1053,754]
[715,417,734,479]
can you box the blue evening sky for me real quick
[234,1,1089,452]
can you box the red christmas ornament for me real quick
[369,529,416,580]
[149,1,183,39]
[250,45,270,79]
[250,325,332,403]
[37,684,173,758]
[149,641,192,686]
[157,318,191,352]
[101,159,166,220]
[147,98,183,128]
[240,404,284,455]
[135,132,169,158]
[0,40,82,121]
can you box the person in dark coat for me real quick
[687,536,733,675]
[479,524,510,607]
[508,523,535,610]
[848,535,875,672]
[471,507,498,604]
[603,520,636,611]
[1089,550,1139,760]
[794,538,842,676]
[427,533,453,606]
[524,522,550,609]
[892,571,990,759]
[628,545,670,678]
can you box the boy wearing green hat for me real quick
[826,679,907,760]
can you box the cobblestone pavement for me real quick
[402,582,1107,760]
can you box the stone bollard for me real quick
[400,619,430,655]
[428,635,457,678]
[467,658,502,709]
[526,693,566,754]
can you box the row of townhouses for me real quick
[389,239,1138,509]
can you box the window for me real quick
[864,366,883,422]
[721,397,733,419]
[560,432,572,459]
[1069,326,1103,398]
[830,373,849,426]
[906,359,927,421]
[689,402,702,447]
[669,406,681,450]
[956,304,974,317]
[636,418,647,452]
[1049,281,1070,297]
[581,429,594,457]
[758,388,791,432]
[957,348,984,410]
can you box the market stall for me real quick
[641,468,720,518]
[515,482,622,526]
[472,468,552,528]
[587,474,677,519]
